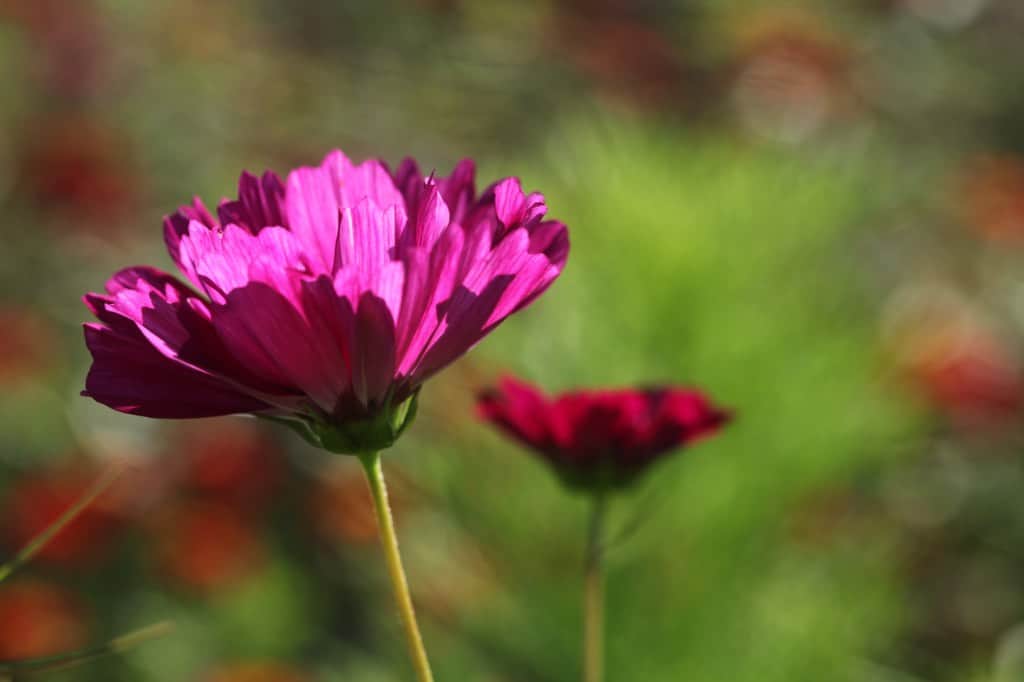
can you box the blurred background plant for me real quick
[1,0,1024,680]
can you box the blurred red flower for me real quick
[0,580,88,660]
[2,465,124,567]
[155,501,264,593]
[18,116,137,227]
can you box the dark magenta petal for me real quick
[83,323,271,418]
[351,292,398,408]
[163,197,218,277]
[391,157,477,225]
[211,281,351,412]
[217,170,286,231]
[397,183,450,254]
[438,159,477,224]
[412,277,512,384]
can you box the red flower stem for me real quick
[583,490,608,682]
[359,451,434,682]
[0,460,126,583]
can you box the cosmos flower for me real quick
[82,150,568,454]
[478,377,731,489]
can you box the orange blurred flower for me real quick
[0,580,88,660]
[730,11,856,142]
[960,154,1024,242]
[545,1,689,112]
[199,661,310,682]
[0,308,53,387]
[0,0,108,97]
[786,486,879,548]
[155,501,264,593]
[308,464,409,546]
[912,331,1022,423]
[174,419,283,513]
[2,465,124,567]
[884,284,1023,425]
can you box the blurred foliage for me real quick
[2,0,1024,681]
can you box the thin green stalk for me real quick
[0,620,174,677]
[358,451,434,682]
[583,491,608,682]
[0,461,125,584]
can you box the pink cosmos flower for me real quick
[83,151,568,453]
[478,377,730,489]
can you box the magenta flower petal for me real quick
[82,323,271,419]
[398,183,450,253]
[336,199,402,278]
[493,177,547,229]
[393,158,477,225]
[285,151,406,273]
[87,266,297,405]
[177,223,306,302]
[83,149,569,454]
[163,197,217,278]
[478,378,731,490]
[216,170,286,230]
[394,230,464,376]
[410,231,562,382]
[210,282,346,412]
[352,292,399,408]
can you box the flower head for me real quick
[477,377,731,490]
[82,151,568,454]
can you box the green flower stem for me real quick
[0,461,125,584]
[359,451,434,682]
[583,490,608,682]
[0,620,174,677]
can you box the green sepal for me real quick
[261,391,420,456]
[549,455,652,494]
